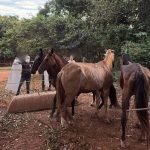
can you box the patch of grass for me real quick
[45,127,63,150]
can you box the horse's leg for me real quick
[90,91,96,106]
[137,111,149,142]
[93,91,103,118]
[61,94,75,128]
[103,89,110,123]
[48,78,52,91]
[98,91,104,109]
[50,94,57,117]
[120,72,124,89]
[61,103,68,128]
[121,87,132,148]
[42,73,45,91]
[71,98,75,116]
[109,84,120,108]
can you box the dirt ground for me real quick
[0,70,149,150]
[0,70,10,82]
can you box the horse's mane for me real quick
[55,53,68,65]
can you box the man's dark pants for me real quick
[16,74,31,95]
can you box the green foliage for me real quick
[0,0,150,66]
[121,39,150,68]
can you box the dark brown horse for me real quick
[31,48,53,90]
[56,49,116,127]
[120,53,150,148]
[31,48,45,74]
[31,48,45,90]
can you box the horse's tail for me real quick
[109,84,120,108]
[135,70,149,136]
[56,71,65,111]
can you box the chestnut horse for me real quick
[31,48,54,90]
[31,48,75,115]
[120,53,150,148]
[56,49,115,127]
[38,49,119,116]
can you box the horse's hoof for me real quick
[49,114,53,118]
[53,112,60,118]
[61,117,68,128]
[61,122,69,129]
[50,112,54,118]
[49,115,59,122]
[68,120,74,125]
[120,140,128,148]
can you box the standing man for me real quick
[16,55,31,95]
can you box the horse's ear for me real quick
[51,48,54,54]
[39,48,43,56]
[48,48,54,56]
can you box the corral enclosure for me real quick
[0,68,149,150]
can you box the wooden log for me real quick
[7,91,56,113]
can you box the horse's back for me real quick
[122,63,150,88]
[60,62,112,91]
[121,63,140,78]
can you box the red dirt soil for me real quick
[0,73,149,150]
[0,70,10,82]
[0,95,148,150]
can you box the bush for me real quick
[121,39,150,68]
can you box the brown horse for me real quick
[38,49,119,117]
[56,49,115,127]
[31,48,75,115]
[120,53,150,148]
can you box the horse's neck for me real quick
[54,54,68,69]
[46,54,67,77]
[103,55,113,71]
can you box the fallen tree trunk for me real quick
[7,91,56,113]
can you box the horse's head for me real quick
[103,49,115,70]
[121,52,130,65]
[38,48,57,74]
[31,48,44,74]
[104,49,115,62]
